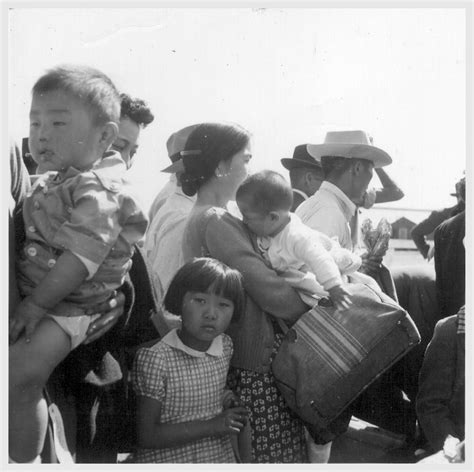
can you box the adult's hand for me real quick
[83,290,126,344]
[359,252,383,277]
[9,296,48,344]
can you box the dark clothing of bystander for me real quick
[434,211,465,317]
[416,308,465,452]
[291,189,307,212]
[411,203,463,259]
[50,245,160,463]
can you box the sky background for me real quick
[7,6,467,224]
[3,7,470,460]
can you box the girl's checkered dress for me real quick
[132,330,236,463]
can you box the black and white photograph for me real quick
[4,1,470,468]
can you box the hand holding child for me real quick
[9,296,48,344]
[222,390,242,409]
[327,284,352,311]
[83,290,126,344]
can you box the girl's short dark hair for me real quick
[179,122,251,196]
[164,257,245,321]
[32,64,120,125]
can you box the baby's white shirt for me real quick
[258,213,362,305]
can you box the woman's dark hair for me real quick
[178,122,250,196]
[120,93,154,128]
[164,257,245,321]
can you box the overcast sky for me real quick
[8,6,467,215]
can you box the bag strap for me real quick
[276,318,289,335]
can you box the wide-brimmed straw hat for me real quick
[281,144,323,173]
[306,130,392,168]
[161,124,200,173]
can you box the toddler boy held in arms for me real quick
[9,65,147,464]
[236,170,361,311]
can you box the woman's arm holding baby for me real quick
[204,212,308,322]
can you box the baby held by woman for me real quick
[236,170,364,310]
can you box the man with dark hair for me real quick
[281,144,325,212]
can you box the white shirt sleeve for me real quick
[289,228,343,291]
[327,239,362,274]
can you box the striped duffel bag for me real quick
[272,282,420,432]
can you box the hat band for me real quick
[169,149,202,163]
[320,154,349,159]
[181,149,202,156]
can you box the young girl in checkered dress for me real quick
[132,257,249,463]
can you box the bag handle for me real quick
[277,318,289,335]
[277,297,333,335]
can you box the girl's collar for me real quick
[162,328,224,358]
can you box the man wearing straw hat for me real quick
[296,130,418,440]
[296,130,392,250]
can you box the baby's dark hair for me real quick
[32,64,120,125]
[236,170,293,215]
[120,93,154,128]
[179,122,251,196]
[164,257,245,321]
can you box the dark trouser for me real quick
[344,265,421,441]
[351,366,417,440]
[75,381,129,463]
[348,265,442,442]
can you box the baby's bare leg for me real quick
[9,317,71,462]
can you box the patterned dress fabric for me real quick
[132,331,236,463]
[227,332,308,463]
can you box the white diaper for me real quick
[46,313,102,349]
